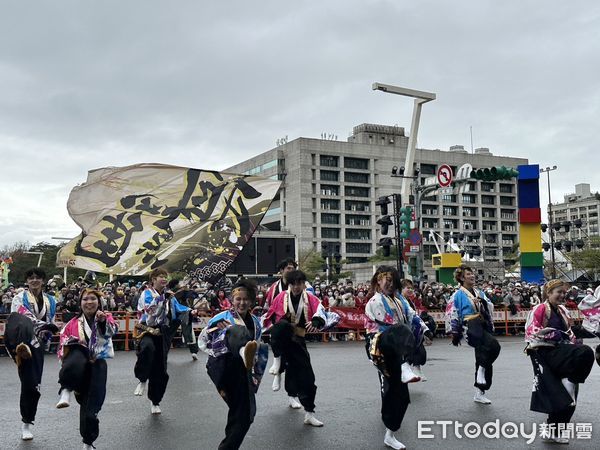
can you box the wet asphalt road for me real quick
[0,336,598,450]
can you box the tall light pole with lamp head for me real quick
[372,83,436,201]
[373,82,436,280]
[539,166,558,278]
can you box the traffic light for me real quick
[561,221,572,232]
[399,206,412,239]
[554,241,563,251]
[378,237,393,257]
[542,242,551,251]
[573,219,583,228]
[321,241,329,259]
[470,166,519,181]
[376,215,393,235]
[375,196,392,215]
[541,223,548,232]
[564,240,573,252]
[575,239,585,249]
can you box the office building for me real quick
[225,123,528,275]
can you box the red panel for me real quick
[519,208,541,223]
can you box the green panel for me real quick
[520,252,544,267]
[437,268,455,285]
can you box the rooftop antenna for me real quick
[470,126,474,154]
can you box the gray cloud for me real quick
[1,0,599,247]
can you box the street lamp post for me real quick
[373,82,436,280]
[372,82,436,201]
[539,166,558,278]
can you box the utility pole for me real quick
[540,166,558,278]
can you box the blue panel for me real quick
[518,180,540,208]
[521,267,545,284]
[518,164,540,180]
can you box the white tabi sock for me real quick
[384,429,405,449]
[272,373,281,391]
[269,356,281,375]
[476,366,486,385]
[561,378,577,406]
[400,362,420,383]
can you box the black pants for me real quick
[375,325,415,432]
[536,344,595,426]
[408,343,427,367]
[467,322,501,392]
[181,319,199,354]
[270,320,317,412]
[134,332,171,405]
[207,326,256,450]
[5,313,45,424]
[59,346,108,445]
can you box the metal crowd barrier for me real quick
[0,307,586,353]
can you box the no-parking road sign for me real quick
[437,164,453,187]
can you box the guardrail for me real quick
[0,307,585,352]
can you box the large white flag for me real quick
[57,163,281,281]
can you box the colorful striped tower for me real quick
[517,164,544,283]
[432,253,462,285]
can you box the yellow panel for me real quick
[432,253,462,269]
[519,223,542,252]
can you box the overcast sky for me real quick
[1,1,599,250]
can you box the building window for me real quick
[345,200,370,212]
[483,221,497,231]
[420,163,437,175]
[481,195,495,205]
[463,207,477,217]
[322,228,340,239]
[346,243,371,253]
[443,206,458,216]
[502,222,517,232]
[481,182,495,192]
[320,199,339,210]
[321,213,340,225]
[320,184,339,196]
[443,219,458,229]
[344,157,369,170]
[243,159,277,175]
[319,155,338,167]
[499,184,513,193]
[500,209,515,219]
[265,206,281,217]
[347,257,368,263]
[345,214,371,226]
[463,220,478,230]
[441,194,457,203]
[482,208,495,218]
[346,229,371,240]
[500,196,514,206]
[423,219,439,229]
[422,205,438,215]
[462,194,476,204]
[345,186,370,197]
[344,172,369,183]
[320,170,339,182]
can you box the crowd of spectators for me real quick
[1,273,597,321]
